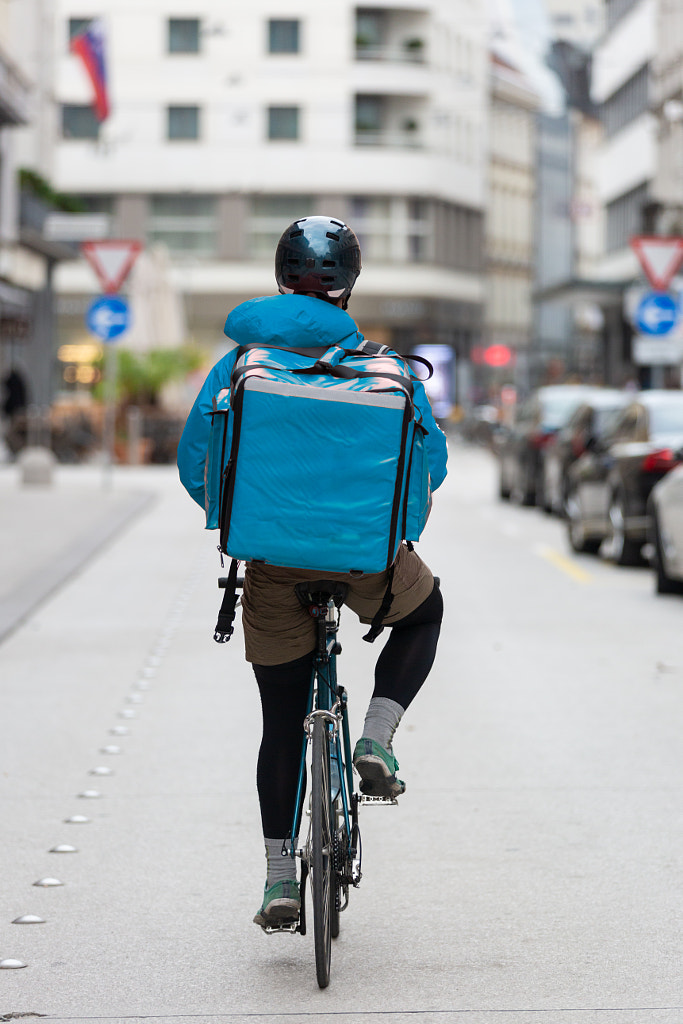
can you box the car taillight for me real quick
[530,431,554,450]
[641,448,681,473]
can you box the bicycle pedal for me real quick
[261,920,299,935]
[359,794,398,806]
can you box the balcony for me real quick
[355,7,428,65]
[356,40,426,64]
[354,128,424,149]
[354,94,427,149]
[19,191,79,261]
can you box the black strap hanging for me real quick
[362,563,396,643]
[214,558,240,643]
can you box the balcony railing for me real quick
[355,42,426,64]
[354,129,424,149]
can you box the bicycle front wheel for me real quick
[310,716,332,988]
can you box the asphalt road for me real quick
[1,446,682,1024]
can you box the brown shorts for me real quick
[241,543,435,665]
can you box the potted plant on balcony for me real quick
[403,37,425,59]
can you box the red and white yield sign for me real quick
[629,235,683,292]
[81,239,142,294]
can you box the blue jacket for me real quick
[177,294,448,517]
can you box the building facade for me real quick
[483,51,539,395]
[0,3,50,425]
[52,0,489,410]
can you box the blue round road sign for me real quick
[635,292,678,336]
[86,296,131,341]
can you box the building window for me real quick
[61,194,114,213]
[268,19,300,53]
[606,182,649,252]
[355,10,385,58]
[268,106,299,140]
[68,17,92,43]
[61,104,99,139]
[601,65,649,138]
[350,196,432,263]
[167,105,200,140]
[168,18,200,54]
[248,195,313,258]
[148,195,217,256]
[355,95,383,136]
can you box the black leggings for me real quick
[253,582,443,838]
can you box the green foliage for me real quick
[96,346,204,406]
[19,168,86,213]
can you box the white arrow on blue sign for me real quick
[634,292,678,336]
[86,295,131,341]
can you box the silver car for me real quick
[648,462,683,594]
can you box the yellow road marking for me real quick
[536,545,593,584]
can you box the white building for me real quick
[52,0,489,406]
[484,50,539,387]
[591,0,656,284]
[0,0,74,424]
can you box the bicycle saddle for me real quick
[295,581,349,609]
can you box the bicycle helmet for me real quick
[275,215,361,309]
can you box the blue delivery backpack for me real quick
[208,340,432,642]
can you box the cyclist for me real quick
[177,216,447,929]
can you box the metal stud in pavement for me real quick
[0,959,28,969]
[33,877,63,887]
[89,766,113,776]
[12,915,46,924]
[110,726,129,736]
[118,709,136,719]
[64,815,90,824]
[49,845,78,853]
[100,745,122,754]
[77,790,102,799]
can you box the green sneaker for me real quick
[253,879,300,929]
[353,737,406,798]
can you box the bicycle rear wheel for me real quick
[310,716,332,988]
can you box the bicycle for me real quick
[237,576,398,988]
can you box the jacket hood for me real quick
[224,294,359,350]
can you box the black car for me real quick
[565,390,683,564]
[498,385,605,506]
[541,390,630,516]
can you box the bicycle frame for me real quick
[286,591,361,932]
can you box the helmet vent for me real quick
[322,260,336,268]
[289,229,304,238]
[326,232,340,241]
[287,258,299,266]
[330,219,344,228]
[321,276,334,283]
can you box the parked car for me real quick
[648,462,683,594]
[565,390,683,564]
[540,390,631,516]
[498,385,605,506]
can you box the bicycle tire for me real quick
[310,716,332,988]
[330,810,341,940]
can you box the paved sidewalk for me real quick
[0,463,157,642]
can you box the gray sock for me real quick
[361,696,404,753]
[264,837,298,887]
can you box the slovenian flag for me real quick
[70,19,109,122]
